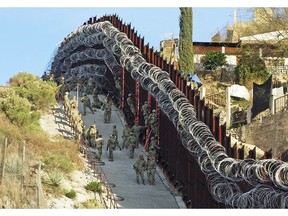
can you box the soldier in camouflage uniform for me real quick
[148,137,160,160]
[111,125,121,150]
[106,134,116,161]
[102,96,113,123]
[86,124,98,147]
[70,106,79,132]
[141,101,150,127]
[148,109,158,138]
[81,93,94,116]
[70,96,77,109]
[133,154,147,184]
[114,76,122,98]
[128,131,137,159]
[122,124,130,149]
[95,134,104,161]
[87,77,94,94]
[75,118,84,143]
[127,93,135,115]
[146,155,156,185]
[63,92,70,115]
[60,75,65,85]
[92,87,103,109]
[131,122,147,148]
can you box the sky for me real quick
[0,0,285,86]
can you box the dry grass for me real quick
[76,199,105,209]
[0,110,85,208]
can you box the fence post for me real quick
[36,163,43,208]
[1,138,7,185]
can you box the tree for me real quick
[235,47,270,89]
[179,7,194,79]
[9,72,57,111]
[201,51,228,70]
[239,8,288,65]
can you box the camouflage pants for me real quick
[143,115,149,126]
[104,110,111,123]
[129,145,135,159]
[147,169,156,185]
[151,124,158,137]
[97,148,102,160]
[136,170,145,184]
[83,105,94,115]
[122,137,129,149]
[108,150,114,161]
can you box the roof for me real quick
[240,30,288,43]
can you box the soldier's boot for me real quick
[142,179,145,185]
[136,177,140,184]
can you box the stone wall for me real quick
[236,110,288,159]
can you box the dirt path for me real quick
[39,104,103,209]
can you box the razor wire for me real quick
[50,20,288,208]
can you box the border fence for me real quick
[78,15,273,208]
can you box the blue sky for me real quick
[0,7,239,86]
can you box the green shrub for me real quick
[9,72,57,111]
[85,181,103,194]
[45,169,63,187]
[5,154,23,178]
[0,87,41,127]
[201,51,228,70]
[235,49,270,88]
[42,153,74,174]
[65,189,77,199]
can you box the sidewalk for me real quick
[72,92,186,209]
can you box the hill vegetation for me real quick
[0,72,84,208]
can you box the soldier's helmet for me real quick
[65,92,69,95]
[84,93,87,96]
[152,109,156,113]
[128,93,132,97]
[118,77,121,80]
[144,101,147,104]
[151,137,155,140]
[110,134,113,138]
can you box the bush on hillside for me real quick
[42,153,74,174]
[9,72,57,111]
[65,189,77,199]
[85,181,103,194]
[0,87,40,127]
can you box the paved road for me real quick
[71,92,185,209]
